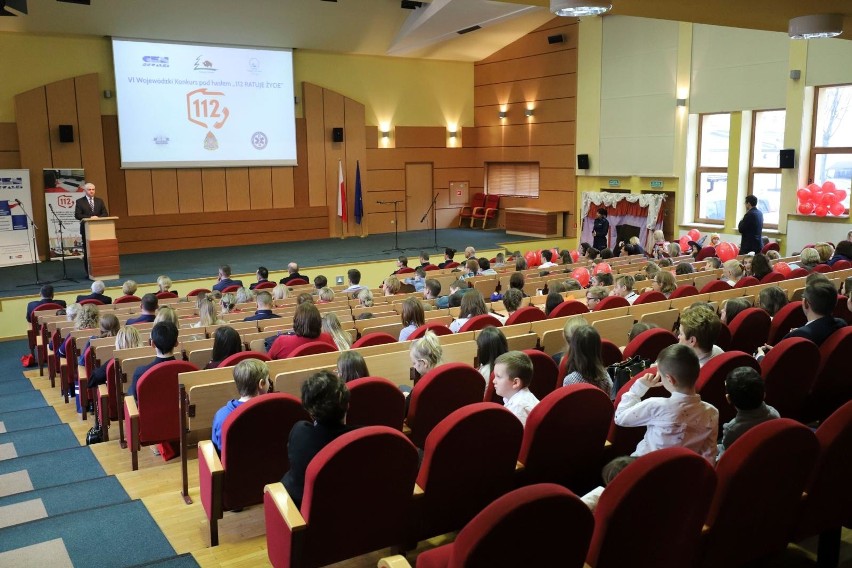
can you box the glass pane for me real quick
[752,173,781,226]
[698,172,727,221]
[753,110,785,168]
[813,153,852,211]
[700,114,731,167]
[814,85,852,148]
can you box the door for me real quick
[406,163,434,231]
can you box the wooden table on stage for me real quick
[505,208,569,238]
[83,216,120,281]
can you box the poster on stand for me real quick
[0,170,36,268]
[43,169,86,260]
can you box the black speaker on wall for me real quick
[332,127,344,143]
[548,34,565,44]
[779,149,795,169]
[577,154,590,170]
[59,124,74,143]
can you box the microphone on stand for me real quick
[15,199,22,206]
[49,204,55,212]
[420,211,428,223]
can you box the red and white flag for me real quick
[337,160,348,223]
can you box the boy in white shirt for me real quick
[493,351,539,427]
[614,344,719,463]
[611,274,639,304]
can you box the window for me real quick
[749,109,785,227]
[695,113,731,224]
[810,84,852,216]
[486,162,539,198]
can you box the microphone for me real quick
[14,199,22,205]
[49,204,54,211]
[420,212,428,223]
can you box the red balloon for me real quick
[732,244,740,256]
[796,188,812,202]
[593,262,612,275]
[570,250,580,262]
[822,181,836,193]
[717,242,736,262]
[829,202,846,217]
[524,250,539,267]
[571,267,590,288]
[551,247,560,260]
[687,229,701,242]
[773,262,791,277]
[815,205,829,217]
[822,192,838,206]
[835,189,848,202]
[798,201,815,215]
[808,183,821,192]
[679,235,691,253]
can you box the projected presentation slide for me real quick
[113,38,297,168]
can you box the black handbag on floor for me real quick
[607,356,652,399]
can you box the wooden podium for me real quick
[83,216,120,281]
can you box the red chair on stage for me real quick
[733,275,760,289]
[788,267,809,279]
[351,332,397,348]
[504,306,546,325]
[522,349,559,401]
[409,483,593,568]
[622,328,677,362]
[218,351,270,368]
[700,280,732,293]
[806,327,852,422]
[592,296,629,311]
[701,420,819,567]
[346,377,405,430]
[254,281,276,290]
[187,288,211,298]
[287,341,336,358]
[198,393,309,546]
[761,271,785,284]
[124,360,200,470]
[760,337,819,420]
[547,301,589,319]
[458,192,486,227]
[406,363,485,448]
[727,307,771,355]
[696,351,760,427]
[695,246,717,261]
[408,323,453,339]
[631,290,667,305]
[518,385,613,492]
[469,194,500,229]
[114,295,141,305]
[766,301,806,345]
[587,448,716,568]
[458,314,502,332]
[414,403,522,542]
[263,427,419,568]
[670,284,699,298]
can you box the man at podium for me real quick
[74,182,108,277]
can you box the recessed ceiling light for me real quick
[550,0,612,17]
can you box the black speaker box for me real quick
[548,34,564,44]
[577,154,590,170]
[780,149,795,169]
[332,127,344,142]
[59,124,74,143]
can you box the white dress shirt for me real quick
[503,387,539,427]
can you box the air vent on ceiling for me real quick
[457,25,481,35]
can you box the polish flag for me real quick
[337,160,348,223]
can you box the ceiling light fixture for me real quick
[550,0,611,17]
[789,14,843,39]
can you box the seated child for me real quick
[718,367,780,457]
[492,351,539,427]
[211,358,270,452]
[614,344,719,463]
[581,456,636,512]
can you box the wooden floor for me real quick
[27,368,852,568]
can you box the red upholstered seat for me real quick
[155,291,179,299]
[622,328,677,361]
[287,341,336,358]
[593,296,629,311]
[761,242,780,254]
[600,339,623,367]
[587,448,716,568]
[254,281,276,290]
[469,194,500,229]
[632,290,667,305]
[458,314,502,332]
[218,351,270,368]
[760,337,820,420]
[458,192,486,227]
[504,306,546,325]
[695,246,717,261]
[547,300,589,318]
[187,288,211,297]
[406,363,485,448]
[286,278,309,285]
[788,267,809,279]
[727,307,771,354]
[716,322,732,351]
[408,323,453,339]
[351,332,397,348]
[834,295,852,324]
[199,393,309,546]
[264,427,419,568]
[124,360,199,470]
[30,303,63,375]
[444,261,460,269]
[700,280,732,293]
[415,403,523,541]
[733,275,760,289]
[833,259,852,270]
[766,301,807,345]
[813,264,832,273]
[221,285,241,293]
[760,271,785,284]
[670,284,699,298]
[518,384,613,492]
[114,295,141,304]
[346,377,405,430]
[701,420,819,567]
[414,483,594,568]
[522,349,559,401]
[79,298,104,305]
[423,264,439,271]
[807,327,852,422]
[396,266,415,274]
[696,351,759,427]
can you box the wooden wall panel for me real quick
[102,117,128,220]
[323,89,345,237]
[366,126,379,150]
[176,169,203,213]
[474,50,578,87]
[0,123,19,151]
[74,74,108,207]
[366,211,407,234]
[478,23,578,64]
[200,168,227,212]
[475,98,576,126]
[474,74,577,107]
[367,147,478,171]
[249,167,273,210]
[125,170,154,216]
[0,153,19,168]
[540,167,576,191]
[45,78,82,168]
[293,119,309,208]
[271,167,295,209]
[395,127,446,148]
[151,170,179,214]
[303,83,326,207]
[344,96,367,236]
[225,168,250,210]
[366,169,405,190]
[433,167,482,189]
[471,122,576,149]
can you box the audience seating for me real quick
[518,385,613,493]
[696,351,760,427]
[701,419,819,567]
[79,298,105,305]
[286,278,309,285]
[522,349,559,401]
[221,285,241,293]
[813,264,832,273]
[254,281,276,290]
[715,323,732,351]
[469,194,500,229]
[788,267,809,279]
[766,301,807,345]
[156,291,179,299]
[29,303,63,373]
[600,339,623,367]
[263,427,419,568]
[700,280,731,293]
[593,296,629,311]
[548,300,589,318]
[414,403,523,541]
[726,307,771,354]
[198,393,309,546]
[587,448,716,568]
[457,314,502,332]
[346,377,406,430]
[760,272,785,284]
[408,323,453,339]
[761,242,780,254]
[458,192,486,227]
[760,337,819,420]
[833,259,851,270]
[504,306,546,325]
[187,288,211,297]
[286,341,337,358]
[695,246,716,261]
[621,328,676,361]
[605,369,663,460]
[670,284,699,298]
[114,295,141,304]
[218,351,270,367]
[351,332,398,348]
[733,275,760,289]
[632,290,667,305]
[834,294,852,324]
[806,327,852,422]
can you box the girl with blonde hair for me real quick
[194,298,225,328]
[317,287,335,303]
[409,330,443,377]
[154,305,179,326]
[322,312,351,351]
[721,259,745,286]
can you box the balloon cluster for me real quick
[716,242,740,262]
[797,182,847,217]
[678,229,702,253]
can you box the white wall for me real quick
[806,39,852,86]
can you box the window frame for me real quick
[694,112,730,225]
[809,83,852,216]
[747,108,785,229]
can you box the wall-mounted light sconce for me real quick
[676,98,687,107]
[381,130,390,138]
[498,110,507,119]
[449,130,457,138]
[525,108,534,117]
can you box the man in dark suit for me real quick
[243,291,281,322]
[74,182,108,277]
[279,262,308,285]
[592,207,609,250]
[249,266,270,290]
[737,195,763,255]
[128,321,178,400]
[26,284,66,322]
[212,264,243,292]
[76,280,112,304]
[126,294,158,325]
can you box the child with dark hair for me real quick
[337,350,369,383]
[211,358,270,452]
[562,325,612,395]
[206,326,243,369]
[129,321,179,399]
[758,286,788,317]
[581,456,636,512]
[718,367,779,456]
[399,297,425,341]
[544,291,564,317]
[476,326,509,386]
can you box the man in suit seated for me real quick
[26,284,66,322]
[249,266,271,290]
[128,321,178,400]
[126,294,158,325]
[212,264,243,292]
[76,280,112,304]
[279,262,308,285]
[243,291,281,322]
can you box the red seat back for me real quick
[716,322,732,351]
[351,332,397,348]
[254,281,276,290]
[218,351,270,368]
[808,327,852,422]
[702,420,819,567]
[346,377,405,430]
[114,295,141,304]
[761,242,780,254]
[444,261,460,269]
[155,291,179,299]
[504,306,546,325]
[696,351,760,427]
[407,363,485,448]
[458,314,503,332]
[423,264,439,271]
[547,301,589,319]
[700,280,732,293]
[136,361,199,444]
[727,307,771,354]
[593,296,629,311]
[286,278,308,285]
[287,340,336,358]
[766,301,806,345]
[408,322,453,339]
[79,298,104,305]
[760,337,820,420]
[519,385,613,492]
[733,275,760,289]
[813,264,832,273]
[834,294,852,324]
[396,266,415,274]
[788,267,809,278]
[622,328,677,361]
[600,340,623,367]
[695,246,717,261]
[187,288,211,297]
[605,369,665,458]
[221,285,241,293]
[833,259,851,270]
[670,284,699,298]
[522,349,559,401]
[105,359,118,420]
[588,448,716,568]
[631,290,667,305]
[760,271,785,284]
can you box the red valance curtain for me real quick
[586,201,664,225]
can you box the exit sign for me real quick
[608,179,620,187]
[650,180,663,189]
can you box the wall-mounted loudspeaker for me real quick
[548,34,565,44]
[779,149,795,169]
[332,127,344,142]
[59,124,74,143]
[577,154,590,170]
